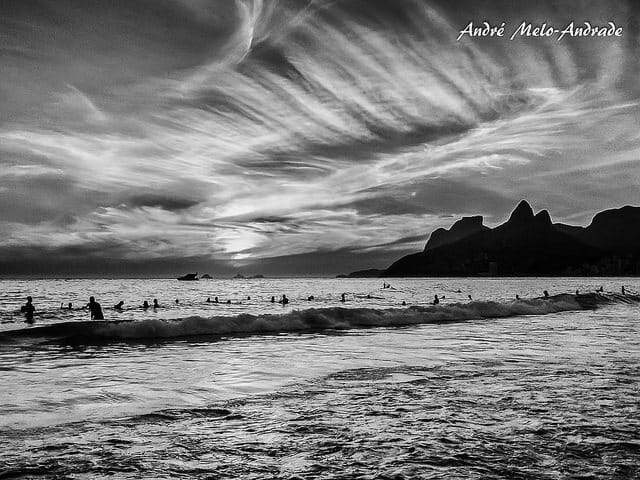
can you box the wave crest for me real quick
[1,293,635,344]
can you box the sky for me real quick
[1,0,639,277]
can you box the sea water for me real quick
[0,277,638,479]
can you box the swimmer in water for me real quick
[114,301,124,310]
[516,294,520,300]
[21,296,35,323]
[622,286,626,295]
[280,294,289,305]
[153,299,160,309]
[468,295,472,300]
[340,293,346,303]
[214,297,219,303]
[307,295,314,301]
[142,300,150,310]
[402,300,406,306]
[433,295,439,305]
[87,296,104,320]
[543,290,549,299]
[226,299,231,304]
[206,297,211,303]
[270,296,275,303]
[175,299,179,304]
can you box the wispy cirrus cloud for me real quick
[1,0,639,275]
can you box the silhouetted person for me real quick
[622,286,626,295]
[366,294,371,299]
[175,299,179,304]
[597,286,604,292]
[468,295,472,300]
[214,297,219,303]
[87,296,104,320]
[543,290,549,299]
[271,296,275,303]
[516,294,520,300]
[340,293,346,303]
[307,295,315,301]
[402,300,406,306]
[142,300,150,310]
[153,299,160,309]
[206,297,211,303]
[576,289,579,296]
[433,295,439,305]
[21,296,35,323]
[247,296,251,300]
[61,302,72,310]
[281,294,289,305]
[114,301,124,310]
[226,299,231,304]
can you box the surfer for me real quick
[402,300,407,306]
[87,296,104,320]
[214,297,219,303]
[622,286,626,295]
[153,299,160,309]
[271,296,275,303]
[468,295,472,300]
[142,300,150,310]
[433,295,439,305]
[114,301,124,310]
[206,297,211,303]
[516,294,520,300]
[597,286,604,292]
[340,293,346,303]
[280,294,289,305]
[21,296,35,323]
[543,290,549,299]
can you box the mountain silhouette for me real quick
[425,215,488,251]
[368,201,640,277]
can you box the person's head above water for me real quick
[89,296,95,303]
[26,296,32,302]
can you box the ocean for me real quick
[0,277,638,479]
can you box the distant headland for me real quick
[344,201,640,277]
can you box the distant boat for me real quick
[177,272,199,281]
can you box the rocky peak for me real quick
[507,200,534,225]
[425,215,486,251]
[534,209,552,226]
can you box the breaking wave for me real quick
[1,293,636,344]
